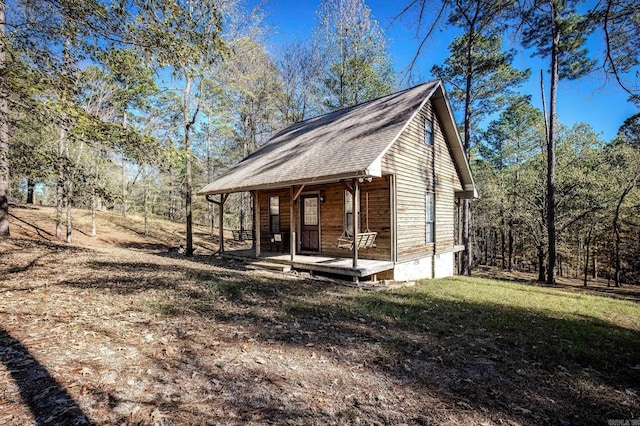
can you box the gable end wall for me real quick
[381,99,463,264]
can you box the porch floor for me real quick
[221,249,394,279]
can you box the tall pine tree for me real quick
[521,0,595,284]
[432,29,529,275]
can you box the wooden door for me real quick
[300,195,319,252]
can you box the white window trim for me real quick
[425,118,434,146]
[426,192,435,244]
[269,196,280,233]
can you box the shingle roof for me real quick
[197,81,473,196]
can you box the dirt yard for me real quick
[1,205,638,425]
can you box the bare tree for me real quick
[0,0,8,237]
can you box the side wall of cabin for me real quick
[381,98,463,279]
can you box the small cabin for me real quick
[197,80,477,281]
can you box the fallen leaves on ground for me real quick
[1,206,638,425]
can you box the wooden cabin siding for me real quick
[314,183,344,255]
[316,178,392,261]
[358,178,393,260]
[257,188,291,252]
[291,180,391,261]
[381,100,463,263]
[257,178,392,261]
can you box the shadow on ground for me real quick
[4,239,638,425]
[0,327,93,425]
[58,253,640,425]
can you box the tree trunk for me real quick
[459,25,475,276]
[209,201,215,237]
[206,113,215,237]
[91,159,97,238]
[121,111,128,217]
[583,223,593,286]
[56,127,66,239]
[0,0,9,237]
[491,229,497,266]
[461,201,471,273]
[546,4,560,285]
[91,186,96,238]
[56,37,73,239]
[614,219,621,288]
[184,76,195,256]
[508,225,513,271]
[91,193,97,238]
[64,123,72,243]
[613,186,633,287]
[143,179,148,237]
[592,244,598,279]
[575,234,580,278]
[483,228,488,265]
[558,256,563,277]
[168,171,176,222]
[26,178,35,204]
[65,181,72,243]
[537,244,546,282]
[500,216,506,269]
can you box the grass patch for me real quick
[156,303,178,316]
[215,281,244,301]
[351,277,640,370]
[187,271,219,282]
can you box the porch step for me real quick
[247,261,292,273]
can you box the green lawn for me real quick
[353,277,639,370]
[263,274,640,423]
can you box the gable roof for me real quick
[197,80,477,198]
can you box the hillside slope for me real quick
[6,203,230,253]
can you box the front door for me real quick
[300,195,320,252]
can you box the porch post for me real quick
[352,179,360,269]
[290,186,296,261]
[254,191,261,257]
[219,193,227,254]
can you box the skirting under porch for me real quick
[222,250,394,280]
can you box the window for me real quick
[425,118,434,146]
[344,191,353,236]
[303,197,318,225]
[269,196,280,232]
[426,192,435,244]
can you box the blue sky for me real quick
[261,0,638,141]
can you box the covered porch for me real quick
[222,249,394,280]
[203,175,394,282]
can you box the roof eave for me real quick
[433,82,478,198]
[455,185,479,199]
[196,169,381,196]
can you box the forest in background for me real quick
[0,0,638,284]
